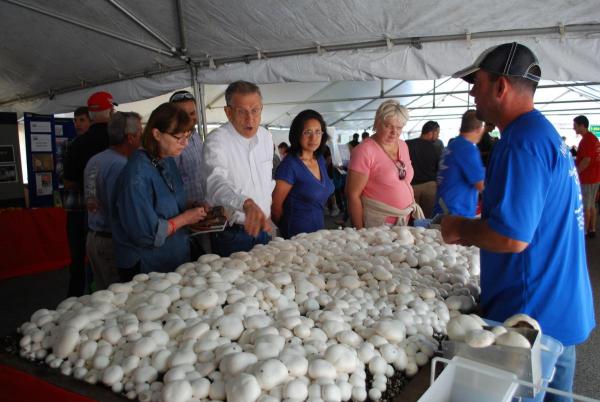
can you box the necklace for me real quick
[373,138,399,161]
[372,138,407,181]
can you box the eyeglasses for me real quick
[229,106,263,117]
[165,131,192,144]
[302,129,323,137]
[170,91,195,103]
[394,160,406,180]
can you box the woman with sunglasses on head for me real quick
[112,103,206,280]
[346,100,421,229]
[271,110,334,238]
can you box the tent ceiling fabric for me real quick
[1,0,599,114]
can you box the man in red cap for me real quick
[63,91,116,296]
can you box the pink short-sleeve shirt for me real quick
[348,137,415,210]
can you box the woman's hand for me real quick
[169,207,208,235]
[183,206,207,225]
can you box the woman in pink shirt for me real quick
[346,100,420,228]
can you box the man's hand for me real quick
[243,199,271,237]
[441,215,467,245]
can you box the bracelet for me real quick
[168,219,176,235]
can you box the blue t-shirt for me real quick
[111,149,190,274]
[275,155,334,238]
[433,135,485,218]
[481,109,595,346]
[84,149,127,232]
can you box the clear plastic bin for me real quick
[418,356,519,402]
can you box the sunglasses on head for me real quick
[394,160,406,180]
[170,91,195,103]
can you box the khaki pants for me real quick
[412,181,437,219]
[86,232,119,290]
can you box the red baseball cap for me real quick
[87,91,118,112]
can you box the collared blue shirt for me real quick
[434,135,485,218]
[111,149,189,273]
[480,109,595,346]
[84,149,127,232]
[174,129,205,204]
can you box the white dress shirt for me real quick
[202,122,274,224]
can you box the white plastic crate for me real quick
[418,356,518,402]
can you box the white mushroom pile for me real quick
[447,313,541,349]
[17,226,482,402]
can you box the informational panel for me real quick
[24,113,57,207]
[53,117,77,189]
[0,112,25,207]
[590,124,600,138]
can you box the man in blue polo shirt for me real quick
[434,110,485,217]
[442,42,595,399]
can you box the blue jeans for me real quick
[544,345,576,402]
[211,225,271,257]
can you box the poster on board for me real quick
[0,165,17,183]
[31,134,53,152]
[32,153,54,171]
[0,145,15,164]
[30,121,51,133]
[35,172,53,196]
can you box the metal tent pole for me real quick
[4,0,175,56]
[106,0,178,53]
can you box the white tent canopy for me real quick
[2,0,600,116]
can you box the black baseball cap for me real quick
[169,90,196,103]
[453,42,541,84]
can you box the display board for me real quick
[53,117,77,190]
[590,124,600,138]
[0,112,25,207]
[23,114,77,207]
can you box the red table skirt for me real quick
[0,364,94,402]
[0,208,71,280]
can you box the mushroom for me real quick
[225,373,262,402]
[464,329,496,348]
[254,359,289,391]
[446,314,483,342]
[503,313,541,332]
[495,331,532,349]
[162,380,193,402]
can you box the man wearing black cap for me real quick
[169,90,209,258]
[169,90,205,206]
[64,91,116,296]
[441,42,595,398]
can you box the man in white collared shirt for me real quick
[202,81,273,256]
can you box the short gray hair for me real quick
[107,112,141,146]
[89,109,111,123]
[374,100,409,128]
[225,81,262,106]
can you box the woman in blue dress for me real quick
[272,110,334,238]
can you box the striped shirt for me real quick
[174,129,204,204]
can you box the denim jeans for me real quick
[544,345,576,402]
[211,225,271,257]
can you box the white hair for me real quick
[374,100,409,128]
